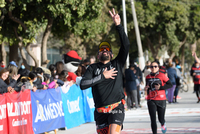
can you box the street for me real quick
[56,84,200,134]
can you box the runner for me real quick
[192,52,200,103]
[145,60,173,134]
[80,8,130,134]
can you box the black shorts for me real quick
[94,103,125,127]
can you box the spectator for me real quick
[76,63,82,77]
[59,70,74,93]
[17,63,30,82]
[0,68,20,94]
[55,61,64,75]
[48,64,57,82]
[142,60,151,73]
[143,64,151,78]
[125,64,138,109]
[15,72,37,92]
[42,74,58,89]
[172,62,182,103]
[81,59,90,76]
[33,68,47,90]
[7,62,18,87]
[132,63,143,107]
[166,61,177,104]
[90,56,96,65]
[0,60,5,71]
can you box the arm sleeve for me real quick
[160,80,173,90]
[0,86,8,94]
[114,25,130,66]
[8,79,17,88]
[48,81,56,89]
[80,65,106,90]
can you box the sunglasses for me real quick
[150,66,158,68]
[99,47,111,52]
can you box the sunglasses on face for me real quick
[150,66,158,68]
[99,47,111,52]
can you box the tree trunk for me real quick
[181,44,185,74]
[18,39,31,70]
[170,35,187,60]
[41,17,53,67]
[26,44,39,68]
[9,44,19,63]
[0,42,7,66]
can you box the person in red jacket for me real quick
[145,60,172,134]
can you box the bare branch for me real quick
[8,11,27,31]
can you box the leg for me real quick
[108,124,122,134]
[94,110,109,134]
[171,85,176,103]
[108,103,125,134]
[126,91,132,109]
[167,88,172,103]
[157,100,167,133]
[132,90,139,108]
[137,86,141,106]
[195,84,200,103]
[157,100,166,126]
[147,100,157,134]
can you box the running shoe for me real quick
[161,123,167,134]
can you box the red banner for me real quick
[5,90,33,134]
[0,94,8,134]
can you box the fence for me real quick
[0,85,95,134]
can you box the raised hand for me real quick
[12,74,20,81]
[103,67,118,79]
[109,8,121,26]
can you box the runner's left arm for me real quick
[114,24,130,66]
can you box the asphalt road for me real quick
[54,84,200,134]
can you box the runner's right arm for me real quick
[80,65,106,90]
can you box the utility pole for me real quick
[122,0,129,69]
[130,0,145,70]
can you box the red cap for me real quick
[66,50,82,60]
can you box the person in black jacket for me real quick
[80,8,130,134]
[125,64,138,109]
[17,63,30,82]
[0,68,20,94]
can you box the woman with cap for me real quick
[145,60,172,134]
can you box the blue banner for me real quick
[31,88,65,134]
[61,84,85,129]
[82,87,95,122]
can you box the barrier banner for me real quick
[0,94,7,134]
[31,88,65,134]
[82,87,95,122]
[6,90,33,134]
[61,84,85,129]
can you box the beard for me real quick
[100,52,110,61]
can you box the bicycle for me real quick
[178,78,189,92]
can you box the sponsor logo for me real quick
[87,96,94,109]
[35,100,64,122]
[67,97,80,114]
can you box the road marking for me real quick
[121,127,200,133]
[125,108,200,118]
